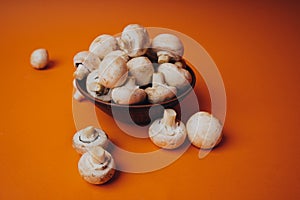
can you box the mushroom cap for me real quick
[89,34,119,60]
[73,51,101,69]
[111,77,146,104]
[119,24,150,57]
[127,56,154,86]
[86,69,112,101]
[30,48,49,69]
[98,50,128,88]
[158,63,192,89]
[149,118,187,149]
[72,126,109,154]
[78,147,115,184]
[151,34,184,60]
[145,85,176,104]
[186,112,223,149]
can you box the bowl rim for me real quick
[76,59,196,108]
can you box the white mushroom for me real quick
[30,48,49,69]
[89,34,119,60]
[145,73,177,104]
[151,34,184,63]
[86,69,111,102]
[111,77,146,105]
[73,126,109,154]
[78,146,115,184]
[186,112,223,149]
[98,50,129,88]
[126,56,154,86]
[118,24,150,57]
[149,109,187,149]
[73,51,101,80]
[73,79,85,102]
[158,63,192,89]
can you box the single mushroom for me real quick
[126,56,154,86]
[111,77,146,105]
[78,146,115,184]
[86,69,111,102]
[151,33,184,64]
[145,72,177,104]
[73,79,85,102]
[73,126,109,154]
[186,112,223,149]
[98,50,129,88]
[117,24,150,57]
[89,34,119,60]
[30,48,49,69]
[149,109,187,149]
[73,51,101,80]
[158,63,192,89]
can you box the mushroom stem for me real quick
[152,73,165,87]
[158,54,170,64]
[80,126,98,142]
[161,109,177,127]
[74,64,89,80]
[124,77,137,89]
[73,79,85,101]
[89,146,106,164]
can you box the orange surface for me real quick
[0,0,299,199]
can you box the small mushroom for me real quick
[73,126,109,154]
[126,56,154,86]
[186,112,223,149]
[86,69,111,102]
[78,146,115,184]
[30,48,49,69]
[98,50,129,88]
[158,63,192,89]
[149,109,187,149]
[118,24,150,57]
[145,73,177,104]
[73,51,101,80]
[151,34,184,64]
[89,34,119,60]
[111,77,146,105]
[73,79,85,102]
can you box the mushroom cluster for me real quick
[148,109,223,150]
[72,24,192,105]
[72,126,116,185]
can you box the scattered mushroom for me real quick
[73,126,109,154]
[111,77,146,104]
[73,79,85,102]
[78,146,115,184]
[149,109,187,149]
[30,48,49,69]
[73,51,101,80]
[151,34,184,63]
[118,24,150,57]
[86,69,111,102]
[145,72,177,104]
[89,34,119,60]
[126,56,154,86]
[158,63,192,89]
[186,112,223,149]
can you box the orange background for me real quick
[0,0,299,199]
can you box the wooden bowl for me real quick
[76,64,196,125]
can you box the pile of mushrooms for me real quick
[148,109,223,150]
[72,23,192,105]
[71,24,224,184]
[72,126,116,185]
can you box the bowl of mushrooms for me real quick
[73,24,196,125]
